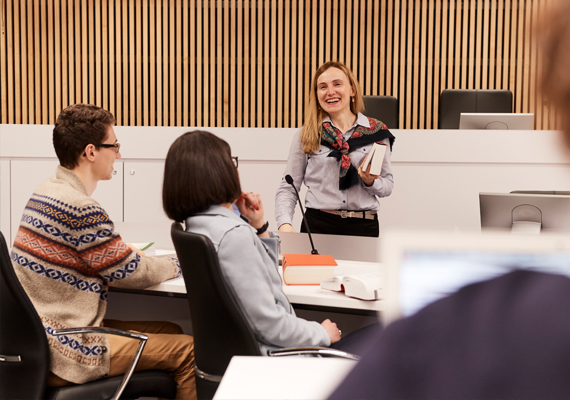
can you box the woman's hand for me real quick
[278,223,295,233]
[358,158,380,187]
[236,192,269,237]
[321,319,341,344]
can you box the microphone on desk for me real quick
[285,174,318,255]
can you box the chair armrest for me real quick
[51,327,148,400]
[52,327,148,341]
[267,346,360,361]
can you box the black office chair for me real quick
[362,95,399,129]
[171,222,359,400]
[0,231,177,400]
[438,89,513,129]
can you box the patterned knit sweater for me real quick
[10,166,180,384]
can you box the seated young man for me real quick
[10,104,196,400]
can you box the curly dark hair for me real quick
[53,104,116,169]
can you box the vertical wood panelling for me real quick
[295,1,303,127]
[101,0,107,111]
[433,0,442,126]
[13,0,19,123]
[19,0,26,123]
[254,0,260,127]
[115,0,122,123]
[195,0,201,126]
[1,0,7,123]
[235,0,241,127]
[139,0,145,125]
[42,0,48,120]
[0,0,559,129]
[187,0,193,126]
[109,0,114,117]
[95,0,101,108]
[27,0,35,123]
[176,0,182,126]
[122,0,128,123]
[488,0,497,89]
[529,0,538,125]
[168,0,174,125]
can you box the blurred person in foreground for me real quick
[329,2,570,399]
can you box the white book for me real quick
[320,271,382,300]
[129,242,155,255]
[361,142,387,175]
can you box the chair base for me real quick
[197,377,219,400]
[45,370,177,400]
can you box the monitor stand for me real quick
[511,204,542,234]
[511,221,541,234]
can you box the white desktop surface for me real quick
[213,356,357,400]
[282,260,382,311]
[143,258,383,312]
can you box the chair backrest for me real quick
[438,89,513,129]
[0,231,50,399]
[362,95,399,129]
[170,223,261,377]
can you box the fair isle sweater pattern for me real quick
[10,166,180,384]
[13,197,139,286]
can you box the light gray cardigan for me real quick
[185,205,330,354]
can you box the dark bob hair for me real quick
[162,130,242,222]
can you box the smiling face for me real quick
[316,67,356,118]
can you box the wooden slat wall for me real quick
[0,0,558,129]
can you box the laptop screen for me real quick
[399,249,570,318]
[381,229,570,324]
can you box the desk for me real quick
[137,259,382,316]
[213,356,356,400]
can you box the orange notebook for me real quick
[282,254,337,285]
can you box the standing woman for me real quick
[275,61,395,237]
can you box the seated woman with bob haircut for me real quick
[162,130,378,355]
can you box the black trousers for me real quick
[330,322,382,357]
[300,208,379,238]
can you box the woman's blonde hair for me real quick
[300,61,364,154]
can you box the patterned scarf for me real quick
[320,117,395,190]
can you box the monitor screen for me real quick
[399,248,570,318]
[380,229,570,324]
[479,192,570,234]
[459,113,534,130]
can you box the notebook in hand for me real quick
[361,142,387,175]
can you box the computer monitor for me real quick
[479,192,570,234]
[459,113,534,130]
[380,228,570,324]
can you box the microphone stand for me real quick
[285,175,319,255]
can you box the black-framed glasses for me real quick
[231,156,239,168]
[96,143,121,153]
